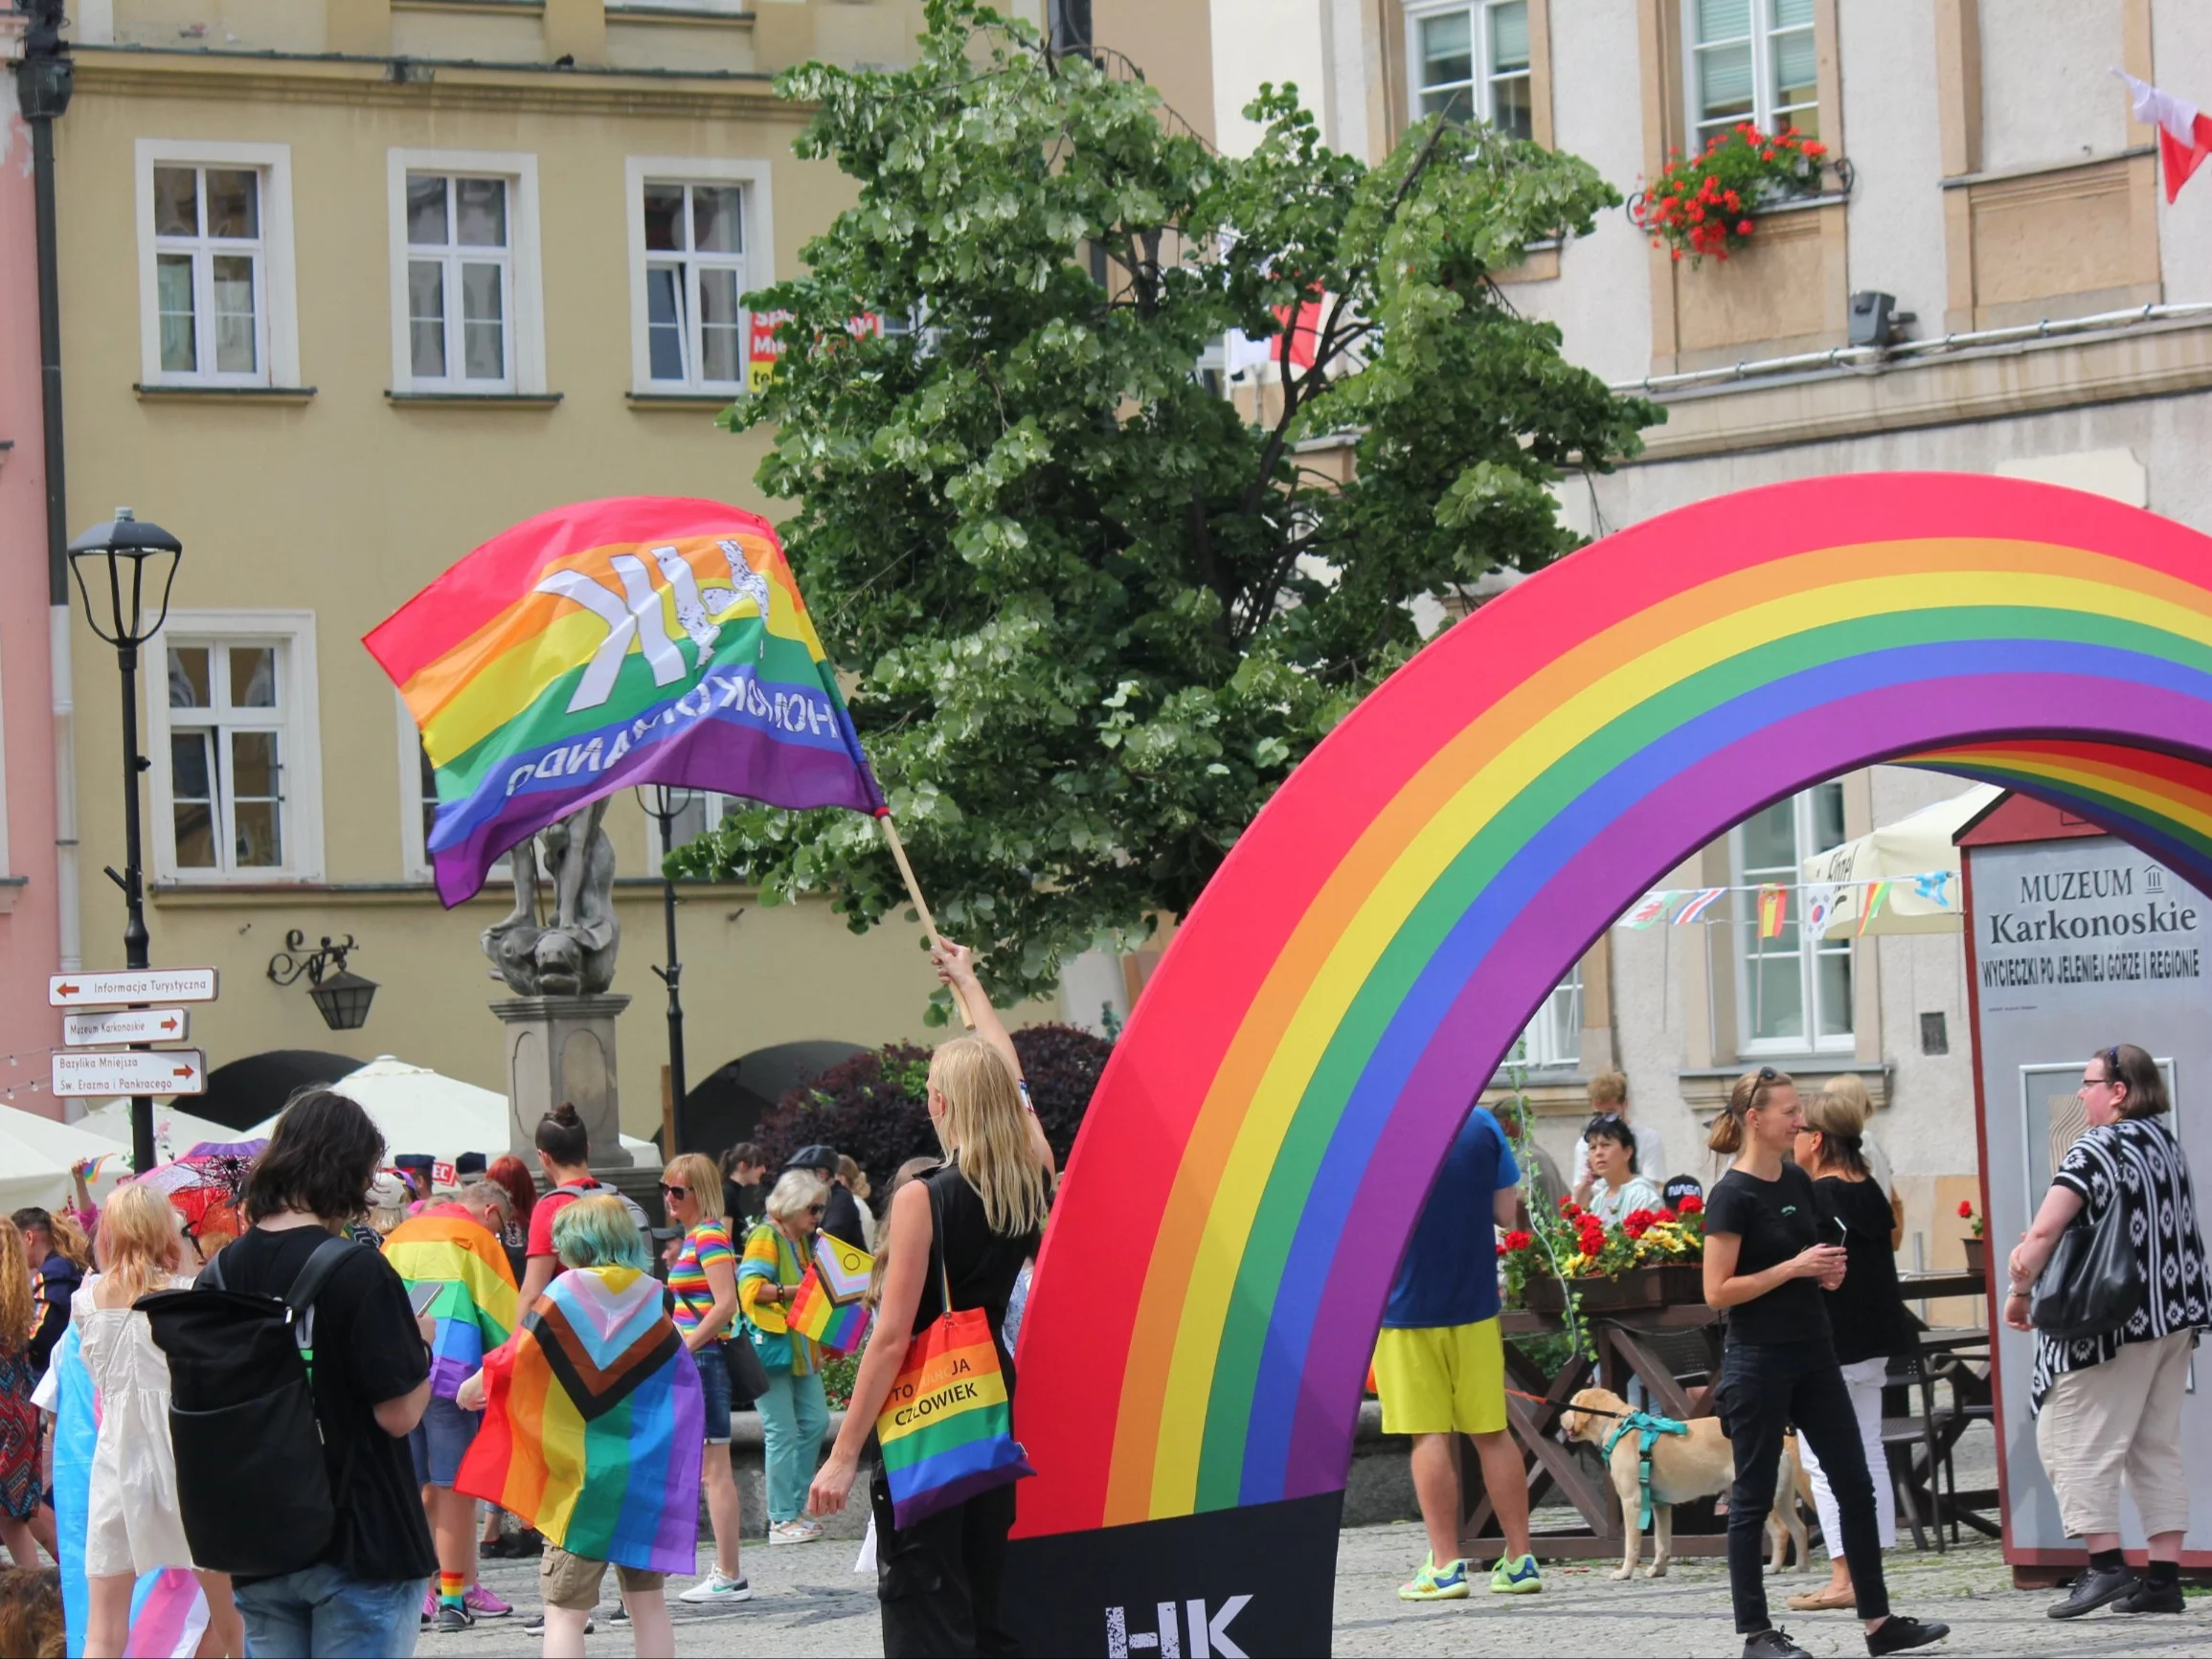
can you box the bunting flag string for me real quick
[1614,870,1958,936]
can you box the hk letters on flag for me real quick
[366,498,886,906]
[788,1231,874,1356]
[457,1267,703,1573]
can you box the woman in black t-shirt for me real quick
[805,941,1054,1658]
[1703,1068,1947,1659]
[1787,1087,1915,1614]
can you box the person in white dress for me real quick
[76,1183,245,1659]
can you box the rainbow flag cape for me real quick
[366,497,886,906]
[788,1231,874,1356]
[383,1213,519,1399]
[49,1325,209,1659]
[455,1266,703,1573]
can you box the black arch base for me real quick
[1001,1491,1343,1657]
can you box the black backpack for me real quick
[138,1235,359,1578]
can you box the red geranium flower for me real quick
[1502,1229,1533,1253]
[1678,1194,1704,1215]
[1957,1199,1975,1219]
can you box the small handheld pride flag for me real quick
[789,1231,874,1356]
[366,498,885,907]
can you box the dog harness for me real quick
[1602,1409,1691,1530]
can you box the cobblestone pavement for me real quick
[445,1522,2205,1658]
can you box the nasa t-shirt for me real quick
[1704,1162,1832,1347]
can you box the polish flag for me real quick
[2115,69,2212,203]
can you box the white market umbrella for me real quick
[250,1055,655,1169]
[1801,783,2002,938]
[0,1104,133,1199]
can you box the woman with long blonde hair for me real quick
[807,940,1054,1656]
[77,1184,245,1657]
[0,1218,41,1572]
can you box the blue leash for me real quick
[1602,1409,1691,1531]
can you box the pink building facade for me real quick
[0,19,67,1110]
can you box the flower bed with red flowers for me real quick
[1631,123,1830,264]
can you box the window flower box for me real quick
[1631,123,1844,266]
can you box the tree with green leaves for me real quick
[679,0,1656,1020]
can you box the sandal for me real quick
[1785,1583,1858,1612]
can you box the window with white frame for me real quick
[134,141,300,389]
[148,614,322,883]
[1732,781,1851,1052]
[1406,1,1532,140]
[1506,963,1582,1070]
[387,150,545,395]
[642,180,748,390]
[396,696,516,884]
[1687,0,1817,148]
[625,158,772,394]
[405,173,513,389]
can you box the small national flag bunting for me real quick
[1804,882,1840,938]
[1673,887,1726,925]
[1623,891,1681,930]
[1757,884,1790,940]
[1912,870,1953,909]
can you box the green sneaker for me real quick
[1489,1553,1542,1595]
[1399,1553,1473,1601]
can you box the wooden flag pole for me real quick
[879,815,976,1029]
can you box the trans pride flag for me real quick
[457,1266,703,1573]
[383,1213,518,1399]
[366,498,887,906]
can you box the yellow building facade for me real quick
[48,0,985,1148]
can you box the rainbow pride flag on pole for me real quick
[366,498,887,906]
[457,1266,703,1573]
[383,1213,519,1399]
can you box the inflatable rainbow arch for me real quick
[1004,473,2212,1648]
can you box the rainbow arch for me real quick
[1012,473,2212,1555]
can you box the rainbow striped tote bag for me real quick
[872,1181,1034,1528]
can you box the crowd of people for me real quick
[0,937,1052,1658]
[1379,1052,2211,1658]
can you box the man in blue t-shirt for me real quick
[1374,1105,1541,1602]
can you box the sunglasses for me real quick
[659,1183,688,1199]
[805,1203,826,1216]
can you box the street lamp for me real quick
[266,930,379,1031]
[66,507,183,1178]
[637,784,693,1154]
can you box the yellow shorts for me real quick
[1372,1316,1507,1436]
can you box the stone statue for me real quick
[482,798,620,996]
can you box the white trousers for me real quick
[1799,1355,1896,1556]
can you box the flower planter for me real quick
[1654,1263,1706,1307]
[1519,1265,1682,1314]
[1961,1236,1985,1276]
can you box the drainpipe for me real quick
[17,0,78,971]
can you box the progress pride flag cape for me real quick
[366,497,885,907]
[456,1267,703,1573]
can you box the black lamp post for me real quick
[66,507,183,1178]
[637,785,692,1153]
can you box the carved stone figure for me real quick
[482,798,620,996]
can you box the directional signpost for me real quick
[47,968,220,1170]
[52,1049,207,1097]
[62,1008,189,1046]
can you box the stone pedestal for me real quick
[492,994,631,1170]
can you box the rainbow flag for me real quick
[366,498,886,906]
[788,1231,874,1356]
[383,1213,519,1399]
[456,1266,703,1573]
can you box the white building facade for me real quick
[1210,0,2212,1273]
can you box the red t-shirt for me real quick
[525,1180,614,1259]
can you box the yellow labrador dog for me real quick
[1560,1386,1811,1581]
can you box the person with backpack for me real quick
[516,1105,648,1311]
[154,1088,436,1657]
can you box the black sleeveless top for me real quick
[913,1163,1041,1392]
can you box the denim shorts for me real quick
[410,1393,483,1488]
[694,1342,733,1445]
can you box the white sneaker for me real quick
[677,1573,754,1603]
[769,1519,824,1545]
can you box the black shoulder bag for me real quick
[2028,1176,2145,1343]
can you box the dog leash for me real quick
[1506,1386,1626,1419]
